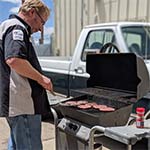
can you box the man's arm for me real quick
[6,57,53,91]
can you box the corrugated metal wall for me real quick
[54,0,150,56]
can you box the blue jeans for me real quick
[6,115,42,150]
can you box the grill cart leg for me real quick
[51,107,59,125]
[89,126,105,150]
[127,145,132,150]
[148,138,150,150]
[50,108,59,150]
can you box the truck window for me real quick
[81,30,115,61]
[103,31,115,44]
[121,26,150,58]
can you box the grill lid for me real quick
[86,53,150,99]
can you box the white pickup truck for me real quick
[38,22,150,97]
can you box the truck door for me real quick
[69,29,117,96]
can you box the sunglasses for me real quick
[34,8,45,25]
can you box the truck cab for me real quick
[39,22,150,97]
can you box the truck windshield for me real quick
[121,26,150,59]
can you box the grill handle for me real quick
[89,126,105,150]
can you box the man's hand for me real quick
[38,75,53,92]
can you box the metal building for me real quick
[54,0,150,56]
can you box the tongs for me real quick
[47,90,71,105]
[49,90,56,96]
[47,90,57,100]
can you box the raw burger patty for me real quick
[77,104,92,109]
[76,100,88,105]
[93,104,107,109]
[99,107,115,112]
[65,101,78,106]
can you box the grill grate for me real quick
[72,87,137,104]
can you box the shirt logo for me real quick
[13,30,23,41]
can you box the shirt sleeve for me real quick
[4,25,29,60]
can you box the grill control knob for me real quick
[72,124,78,131]
[68,123,78,131]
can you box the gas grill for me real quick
[53,53,150,150]
[57,93,134,127]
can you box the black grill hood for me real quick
[86,53,150,99]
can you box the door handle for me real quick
[74,67,84,74]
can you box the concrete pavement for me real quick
[0,118,55,150]
[1,116,145,150]
[0,92,67,150]
[0,117,110,150]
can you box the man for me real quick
[0,0,52,149]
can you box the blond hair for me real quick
[19,0,50,18]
